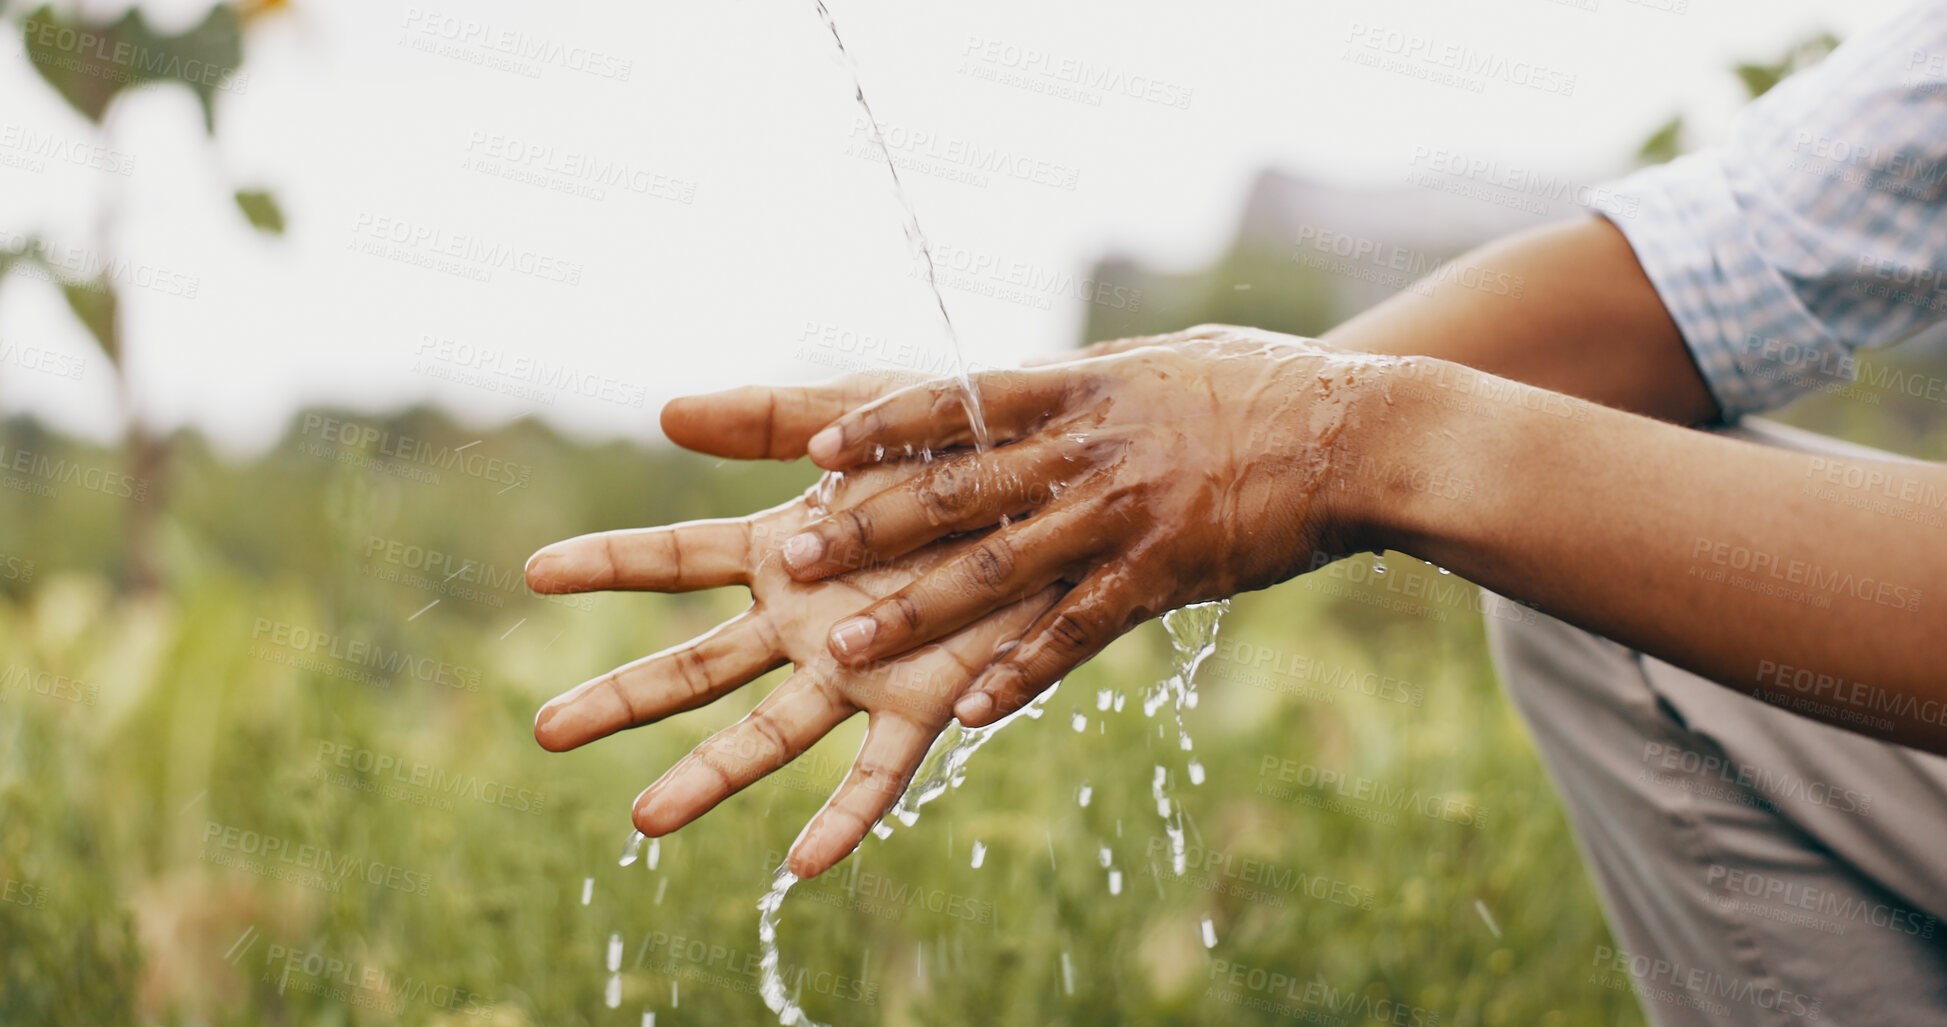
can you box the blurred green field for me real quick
[0,407,1657,1027]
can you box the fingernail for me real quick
[808,426,843,464]
[830,616,877,657]
[954,690,994,724]
[781,531,824,573]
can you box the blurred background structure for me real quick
[2,0,1941,1024]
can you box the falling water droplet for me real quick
[1077,783,1092,808]
[619,830,646,867]
[646,838,660,871]
[1071,711,1087,732]
[605,972,622,1009]
[1097,844,1112,869]
[1188,760,1206,785]
[580,877,593,906]
[607,932,623,972]
[1096,688,1113,711]
[1059,951,1075,996]
[871,821,894,840]
[1108,868,1123,894]
[1373,561,1387,576]
[642,1013,656,1027]
[654,878,668,905]
[671,982,679,1008]
[1200,917,1218,949]
[970,841,986,869]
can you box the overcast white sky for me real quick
[0,0,1912,452]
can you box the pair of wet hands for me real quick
[524,327,1391,878]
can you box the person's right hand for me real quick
[660,325,1402,728]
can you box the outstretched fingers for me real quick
[534,609,786,751]
[952,568,1140,728]
[781,437,1085,581]
[823,504,1106,667]
[526,519,755,594]
[632,672,855,837]
[786,712,935,878]
[660,374,908,461]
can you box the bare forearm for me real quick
[1346,364,1947,751]
[1323,217,1720,425]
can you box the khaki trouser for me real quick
[1485,419,1947,1027]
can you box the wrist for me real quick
[1327,356,1487,560]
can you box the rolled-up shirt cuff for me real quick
[1596,153,1851,422]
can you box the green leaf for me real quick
[21,4,244,133]
[234,189,285,235]
[1635,115,1685,167]
[59,277,119,367]
[1735,31,1841,100]
[1733,63,1783,100]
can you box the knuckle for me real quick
[862,402,892,440]
[746,711,792,767]
[960,540,1016,595]
[693,749,739,792]
[673,646,713,700]
[886,593,924,633]
[1046,609,1099,654]
[600,672,641,724]
[837,508,874,568]
[914,464,970,526]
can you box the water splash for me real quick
[807,470,846,518]
[1146,601,1228,881]
[758,866,828,1027]
[809,0,990,452]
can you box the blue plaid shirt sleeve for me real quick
[1598,0,1947,420]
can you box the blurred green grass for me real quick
[0,408,1645,1027]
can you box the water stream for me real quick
[629,7,1233,1023]
[808,0,990,452]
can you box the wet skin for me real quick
[768,327,1398,726]
[525,464,1060,880]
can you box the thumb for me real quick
[661,372,912,460]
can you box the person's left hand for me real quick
[525,466,1059,879]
